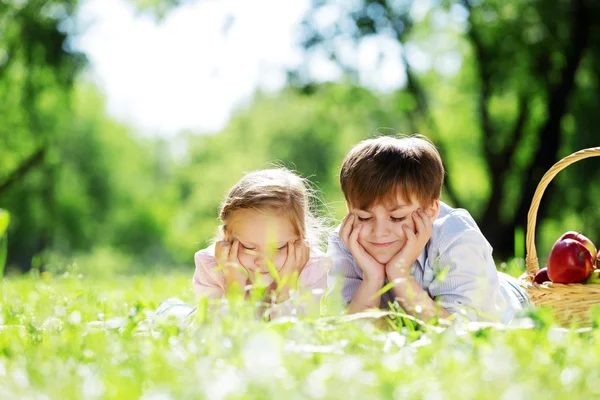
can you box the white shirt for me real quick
[327,202,523,323]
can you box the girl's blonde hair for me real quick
[217,168,326,249]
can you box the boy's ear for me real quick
[426,200,440,220]
[345,202,350,213]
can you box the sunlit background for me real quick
[74,0,413,135]
[1,0,599,275]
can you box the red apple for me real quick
[547,238,594,283]
[559,231,597,260]
[534,267,551,284]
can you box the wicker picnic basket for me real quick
[519,146,600,326]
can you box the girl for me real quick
[193,168,329,308]
[157,168,330,320]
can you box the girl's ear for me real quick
[426,200,440,221]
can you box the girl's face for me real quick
[350,196,439,265]
[228,209,299,277]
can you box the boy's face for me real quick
[348,195,440,265]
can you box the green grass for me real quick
[2,270,600,399]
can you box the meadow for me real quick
[3,1,600,398]
[2,264,600,400]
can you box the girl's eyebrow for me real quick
[238,239,290,248]
[233,237,255,247]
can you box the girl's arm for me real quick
[192,251,225,299]
[264,252,329,318]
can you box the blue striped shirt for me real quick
[326,202,524,323]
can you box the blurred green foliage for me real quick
[1,0,600,275]
[300,0,600,259]
[0,209,9,276]
[3,273,600,398]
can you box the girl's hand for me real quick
[278,239,310,280]
[268,239,310,302]
[215,239,248,294]
[386,209,433,281]
[340,213,386,284]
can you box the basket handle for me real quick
[525,147,600,276]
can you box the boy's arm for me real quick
[388,276,451,321]
[348,275,385,313]
[388,210,501,322]
[327,230,384,313]
[385,209,451,321]
[326,233,363,303]
[427,228,502,321]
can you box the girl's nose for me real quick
[254,256,266,268]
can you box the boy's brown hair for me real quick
[340,135,445,210]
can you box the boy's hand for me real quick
[340,213,385,283]
[386,209,433,281]
[215,239,248,293]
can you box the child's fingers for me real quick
[297,239,310,269]
[341,212,352,227]
[215,240,230,266]
[281,240,295,271]
[419,209,433,234]
[413,210,426,236]
[292,240,301,269]
[339,218,350,243]
[339,214,354,244]
[414,210,432,242]
[296,238,310,250]
[348,223,362,254]
[228,239,240,264]
[224,240,248,281]
[356,241,369,256]
[403,224,417,242]
[290,240,299,265]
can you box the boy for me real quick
[327,135,528,323]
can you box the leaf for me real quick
[372,281,397,299]
[0,209,9,237]
[265,258,281,284]
[0,234,6,279]
[436,264,451,282]
[0,209,8,278]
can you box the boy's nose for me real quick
[372,220,390,237]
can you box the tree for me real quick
[0,1,174,270]
[169,84,414,257]
[299,0,600,258]
[0,0,84,269]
